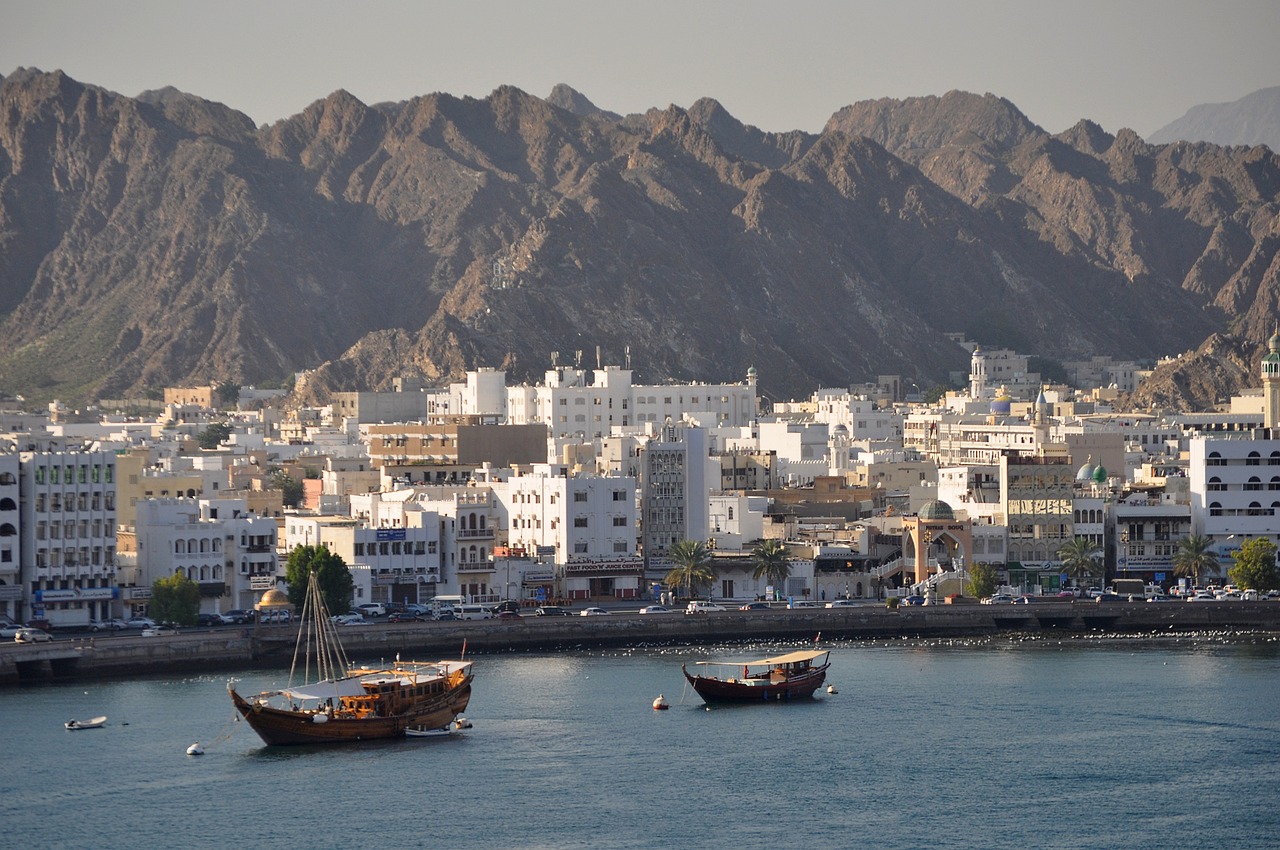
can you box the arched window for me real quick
[1247,451,1261,466]
[0,523,14,537]
[1209,501,1223,516]
[0,497,14,511]
[200,538,208,553]
[1246,477,1263,491]
[212,538,221,553]
[0,472,14,485]
[1270,451,1280,466]
[175,539,186,554]
[187,538,197,554]
[1249,501,1263,516]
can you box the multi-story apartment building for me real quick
[0,453,20,622]
[19,450,118,627]
[287,500,443,609]
[489,468,640,601]
[128,498,277,616]
[364,420,548,486]
[503,364,759,441]
[999,452,1075,573]
[639,424,713,572]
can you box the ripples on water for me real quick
[2,633,1278,850]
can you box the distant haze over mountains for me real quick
[1149,86,1280,151]
[1,68,1278,411]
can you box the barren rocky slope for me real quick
[2,70,1277,408]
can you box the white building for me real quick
[19,450,118,627]
[132,498,277,615]
[0,453,20,622]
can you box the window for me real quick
[613,541,629,553]
[574,517,589,528]
[612,490,626,501]
[613,517,627,526]
[574,492,588,502]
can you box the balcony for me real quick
[456,561,494,574]
[457,527,494,539]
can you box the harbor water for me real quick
[3,633,1279,850]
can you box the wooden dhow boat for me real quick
[228,574,473,746]
[682,649,830,703]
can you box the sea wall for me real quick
[3,601,1280,686]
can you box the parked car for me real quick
[332,613,367,625]
[825,599,860,608]
[980,594,1014,605]
[404,604,431,616]
[638,605,673,614]
[492,600,522,615]
[579,607,610,616]
[432,610,457,621]
[0,623,27,639]
[495,611,523,620]
[738,601,772,611]
[387,611,422,623]
[141,626,178,637]
[900,595,926,606]
[89,618,130,631]
[357,603,387,617]
[787,600,820,609]
[223,610,254,624]
[196,613,230,627]
[534,606,573,617]
[125,617,158,629]
[26,618,52,631]
[685,601,726,614]
[14,627,52,643]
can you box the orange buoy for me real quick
[652,694,669,710]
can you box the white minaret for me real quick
[1263,327,1280,430]
[969,345,987,400]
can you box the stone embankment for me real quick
[3,601,1279,686]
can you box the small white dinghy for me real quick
[65,716,107,730]
[186,742,204,755]
[406,716,472,738]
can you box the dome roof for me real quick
[1076,456,1095,482]
[1092,464,1108,483]
[258,588,290,608]
[918,500,955,521]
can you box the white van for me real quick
[455,604,493,621]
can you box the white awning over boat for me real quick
[696,649,829,667]
[282,676,368,701]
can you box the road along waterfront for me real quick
[2,635,1278,850]
[5,599,1280,685]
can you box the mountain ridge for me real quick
[1,68,1277,410]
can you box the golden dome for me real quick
[258,588,290,609]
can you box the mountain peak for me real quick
[546,83,620,120]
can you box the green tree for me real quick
[1228,538,1280,592]
[966,562,999,599]
[663,539,717,600]
[270,468,304,508]
[750,539,791,590]
[150,572,201,626]
[1173,535,1220,588]
[1058,537,1102,590]
[196,422,232,450]
[215,382,240,409]
[285,544,354,617]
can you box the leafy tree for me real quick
[1173,535,1220,588]
[750,539,791,589]
[196,422,232,449]
[966,562,999,599]
[285,545,354,617]
[150,572,201,626]
[1228,538,1280,592]
[663,539,717,600]
[270,468,304,508]
[1058,537,1102,589]
[215,382,240,409]
[922,385,951,405]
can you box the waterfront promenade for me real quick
[4,599,1280,686]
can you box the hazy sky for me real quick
[4,0,1278,137]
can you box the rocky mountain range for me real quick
[1,68,1278,410]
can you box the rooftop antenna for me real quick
[625,345,631,370]
[596,345,602,369]
[575,350,582,368]
[551,350,559,367]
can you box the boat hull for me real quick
[683,665,827,703]
[230,680,472,746]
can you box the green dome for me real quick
[1092,464,1108,483]
[919,500,955,521]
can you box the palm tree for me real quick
[1058,537,1102,591]
[1173,535,1220,588]
[750,539,791,594]
[664,539,717,600]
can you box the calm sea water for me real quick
[3,633,1279,850]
